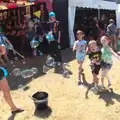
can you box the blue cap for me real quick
[49,12,56,18]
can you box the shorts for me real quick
[0,67,8,80]
[90,64,101,75]
[76,55,85,62]
[101,61,112,70]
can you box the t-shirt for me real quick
[88,49,102,65]
[75,40,86,58]
[107,23,116,35]
[47,21,61,40]
[101,45,113,64]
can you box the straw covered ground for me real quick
[0,49,120,120]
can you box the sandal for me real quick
[11,108,24,114]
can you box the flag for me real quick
[33,11,41,18]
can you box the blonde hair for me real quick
[88,40,97,46]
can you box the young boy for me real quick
[88,40,102,88]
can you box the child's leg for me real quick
[105,70,111,87]
[78,61,83,84]
[101,69,107,86]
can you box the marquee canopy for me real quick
[68,0,118,48]
[69,0,117,10]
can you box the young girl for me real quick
[88,40,102,88]
[73,30,86,85]
[100,36,120,88]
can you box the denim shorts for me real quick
[101,61,112,70]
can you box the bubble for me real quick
[39,52,43,56]
[22,61,26,64]
[12,68,21,76]
[7,44,13,50]
[13,51,16,55]
[17,85,24,91]
[63,70,69,78]
[58,45,61,49]
[21,69,34,78]
[10,60,13,64]
[43,65,50,73]
[30,39,40,48]
[46,33,55,42]
[14,57,18,61]
[39,36,43,42]
[46,56,55,67]
[31,67,38,74]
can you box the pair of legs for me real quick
[49,41,62,64]
[101,69,111,87]
[0,78,24,113]
[77,60,84,85]
[110,34,116,51]
[91,64,101,86]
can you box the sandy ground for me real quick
[0,49,120,120]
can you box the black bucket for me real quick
[32,91,48,110]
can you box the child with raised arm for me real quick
[101,36,120,88]
[73,30,87,85]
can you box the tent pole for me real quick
[98,5,100,20]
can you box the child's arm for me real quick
[109,47,120,60]
[73,42,76,51]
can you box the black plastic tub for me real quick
[32,91,48,110]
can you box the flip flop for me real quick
[11,108,24,114]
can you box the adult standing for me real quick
[47,12,62,66]
[91,17,100,43]
[106,19,117,51]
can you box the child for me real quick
[88,40,102,88]
[100,36,120,88]
[73,30,86,85]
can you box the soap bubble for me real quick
[7,44,13,50]
[12,68,21,76]
[46,56,55,67]
[39,36,43,42]
[14,57,18,61]
[31,67,38,74]
[22,61,26,64]
[30,39,40,48]
[43,65,50,73]
[39,52,43,56]
[17,85,24,91]
[21,69,34,78]
[58,45,61,49]
[63,70,69,78]
[46,32,55,42]
[10,60,14,65]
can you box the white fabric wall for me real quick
[116,4,120,28]
[68,6,76,48]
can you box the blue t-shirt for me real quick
[75,40,86,60]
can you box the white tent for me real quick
[68,0,117,47]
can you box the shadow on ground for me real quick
[34,107,52,119]
[7,49,75,90]
[82,72,120,106]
